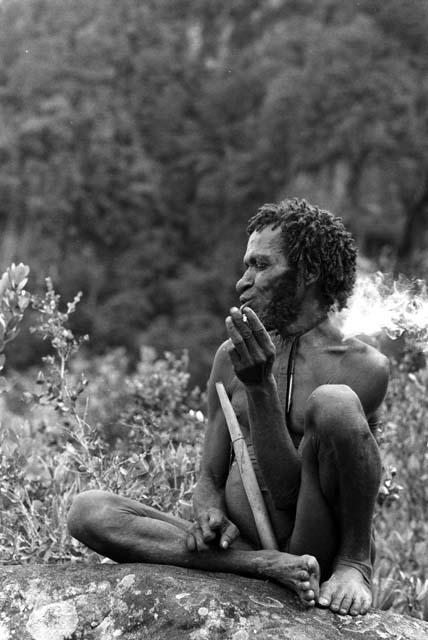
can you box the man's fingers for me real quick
[225,316,251,361]
[230,307,266,359]
[198,514,217,542]
[241,306,263,328]
[186,529,210,552]
[230,307,253,339]
[242,307,275,353]
[242,306,269,336]
[227,345,241,371]
[186,533,196,552]
[208,510,223,529]
[220,521,240,549]
[190,512,239,551]
[228,308,267,363]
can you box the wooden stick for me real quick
[216,382,278,550]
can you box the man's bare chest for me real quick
[273,350,334,435]
[230,347,339,439]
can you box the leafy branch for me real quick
[0,263,31,391]
[29,277,89,413]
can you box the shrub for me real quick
[0,271,204,563]
[0,345,205,563]
[372,359,428,620]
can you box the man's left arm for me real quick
[225,306,301,508]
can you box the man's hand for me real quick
[225,306,276,386]
[186,508,240,552]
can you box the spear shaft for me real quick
[216,382,278,550]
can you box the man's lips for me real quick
[239,298,254,311]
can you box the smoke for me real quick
[332,272,428,350]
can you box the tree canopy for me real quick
[1,0,427,382]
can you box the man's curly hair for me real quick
[247,198,357,311]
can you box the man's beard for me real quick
[260,269,302,334]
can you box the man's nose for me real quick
[236,269,253,295]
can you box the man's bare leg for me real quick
[289,384,381,616]
[67,490,319,605]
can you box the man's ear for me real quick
[298,262,320,287]
[305,265,320,287]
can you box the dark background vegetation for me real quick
[1,0,428,384]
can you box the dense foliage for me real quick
[373,362,428,620]
[1,0,428,382]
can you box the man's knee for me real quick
[305,384,366,439]
[68,489,113,542]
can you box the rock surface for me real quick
[1,563,428,640]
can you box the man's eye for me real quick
[256,261,268,270]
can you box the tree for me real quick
[1,0,427,383]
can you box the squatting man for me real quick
[68,198,389,616]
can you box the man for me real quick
[68,198,389,616]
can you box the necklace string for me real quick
[285,335,299,422]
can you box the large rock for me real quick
[1,563,427,640]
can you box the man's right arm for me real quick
[188,342,240,551]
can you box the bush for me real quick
[0,345,205,564]
[0,271,204,563]
[372,359,428,620]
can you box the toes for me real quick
[310,573,320,601]
[329,589,346,613]
[318,582,333,608]
[298,578,315,606]
[319,586,371,616]
[318,567,372,615]
[359,596,371,615]
[296,570,309,581]
[304,554,320,579]
[301,589,315,607]
[303,555,320,600]
[329,599,340,612]
[348,591,372,616]
[349,597,362,616]
[338,594,354,615]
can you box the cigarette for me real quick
[239,304,248,322]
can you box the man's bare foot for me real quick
[260,552,320,607]
[318,563,372,616]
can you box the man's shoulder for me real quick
[318,324,389,383]
[339,338,390,413]
[343,338,389,378]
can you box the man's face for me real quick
[236,226,301,332]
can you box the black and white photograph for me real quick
[0,2,427,638]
